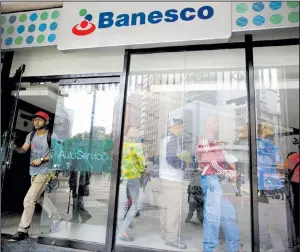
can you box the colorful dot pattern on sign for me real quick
[235,1,299,28]
[1,9,60,48]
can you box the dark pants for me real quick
[291,182,300,242]
[72,186,91,221]
[72,194,91,221]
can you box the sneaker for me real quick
[135,211,140,217]
[165,240,187,249]
[8,231,28,242]
[258,194,269,203]
[50,218,63,233]
[69,217,80,224]
[185,214,193,223]
[119,232,134,242]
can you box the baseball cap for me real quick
[32,111,49,121]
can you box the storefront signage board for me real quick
[57,2,232,51]
[232,2,299,32]
[1,8,61,50]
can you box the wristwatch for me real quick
[40,157,44,162]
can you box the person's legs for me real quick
[258,202,273,251]
[163,182,182,242]
[77,195,92,223]
[194,194,204,222]
[258,170,269,203]
[18,174,48,233]
[185,196,197,223]
[159,179,186,249]
[220,196,240,252]
[201,176,222,252]
[119,179,140,237]
[159,180,167,239]
[117,181,128,230]
[70,195,80,222]
[36,192,61,220]
[291,182,300,243]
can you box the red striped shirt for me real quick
[197,137,236,178]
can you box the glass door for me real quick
[1,65,26,183]
[39,77,120,247]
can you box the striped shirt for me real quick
[197,137,236,179]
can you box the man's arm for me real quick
[166,137,186,170]
[14,133,32,154]
[14,143,30,154]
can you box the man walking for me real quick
[10,111,62,241]
[159,118,189,249]
[197,115,243,252]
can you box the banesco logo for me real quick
[72,9,96,36]
[72,6,214,36]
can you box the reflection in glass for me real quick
[254,46,299,252]
[40,83,119,244]
[116,50,250,251]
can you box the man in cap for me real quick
[10,111,62,241]
[159,118,189,249]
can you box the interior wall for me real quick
[10,47,125,77]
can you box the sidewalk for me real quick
[1,236,88,252]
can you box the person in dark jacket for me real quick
[69,159,92,224]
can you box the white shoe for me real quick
[50,218,63,233]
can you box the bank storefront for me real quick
[1,2,299,252]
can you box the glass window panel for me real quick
[116,49,250,251]
[254,45,300,252]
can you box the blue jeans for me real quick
[117,178,140,234]
[201,175,240,252]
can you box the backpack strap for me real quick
[47,131,52,148]
[30,130,52,149]
[288,161,300,180]
[29,131,36,147]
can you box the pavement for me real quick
[1,235,88,252]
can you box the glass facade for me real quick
[116,50,251,251]
[253,45,299,251]
[1,38,299,252]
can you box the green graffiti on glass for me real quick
[49,139,114,174]
[58,150,111,161]
[236,3,248,13]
